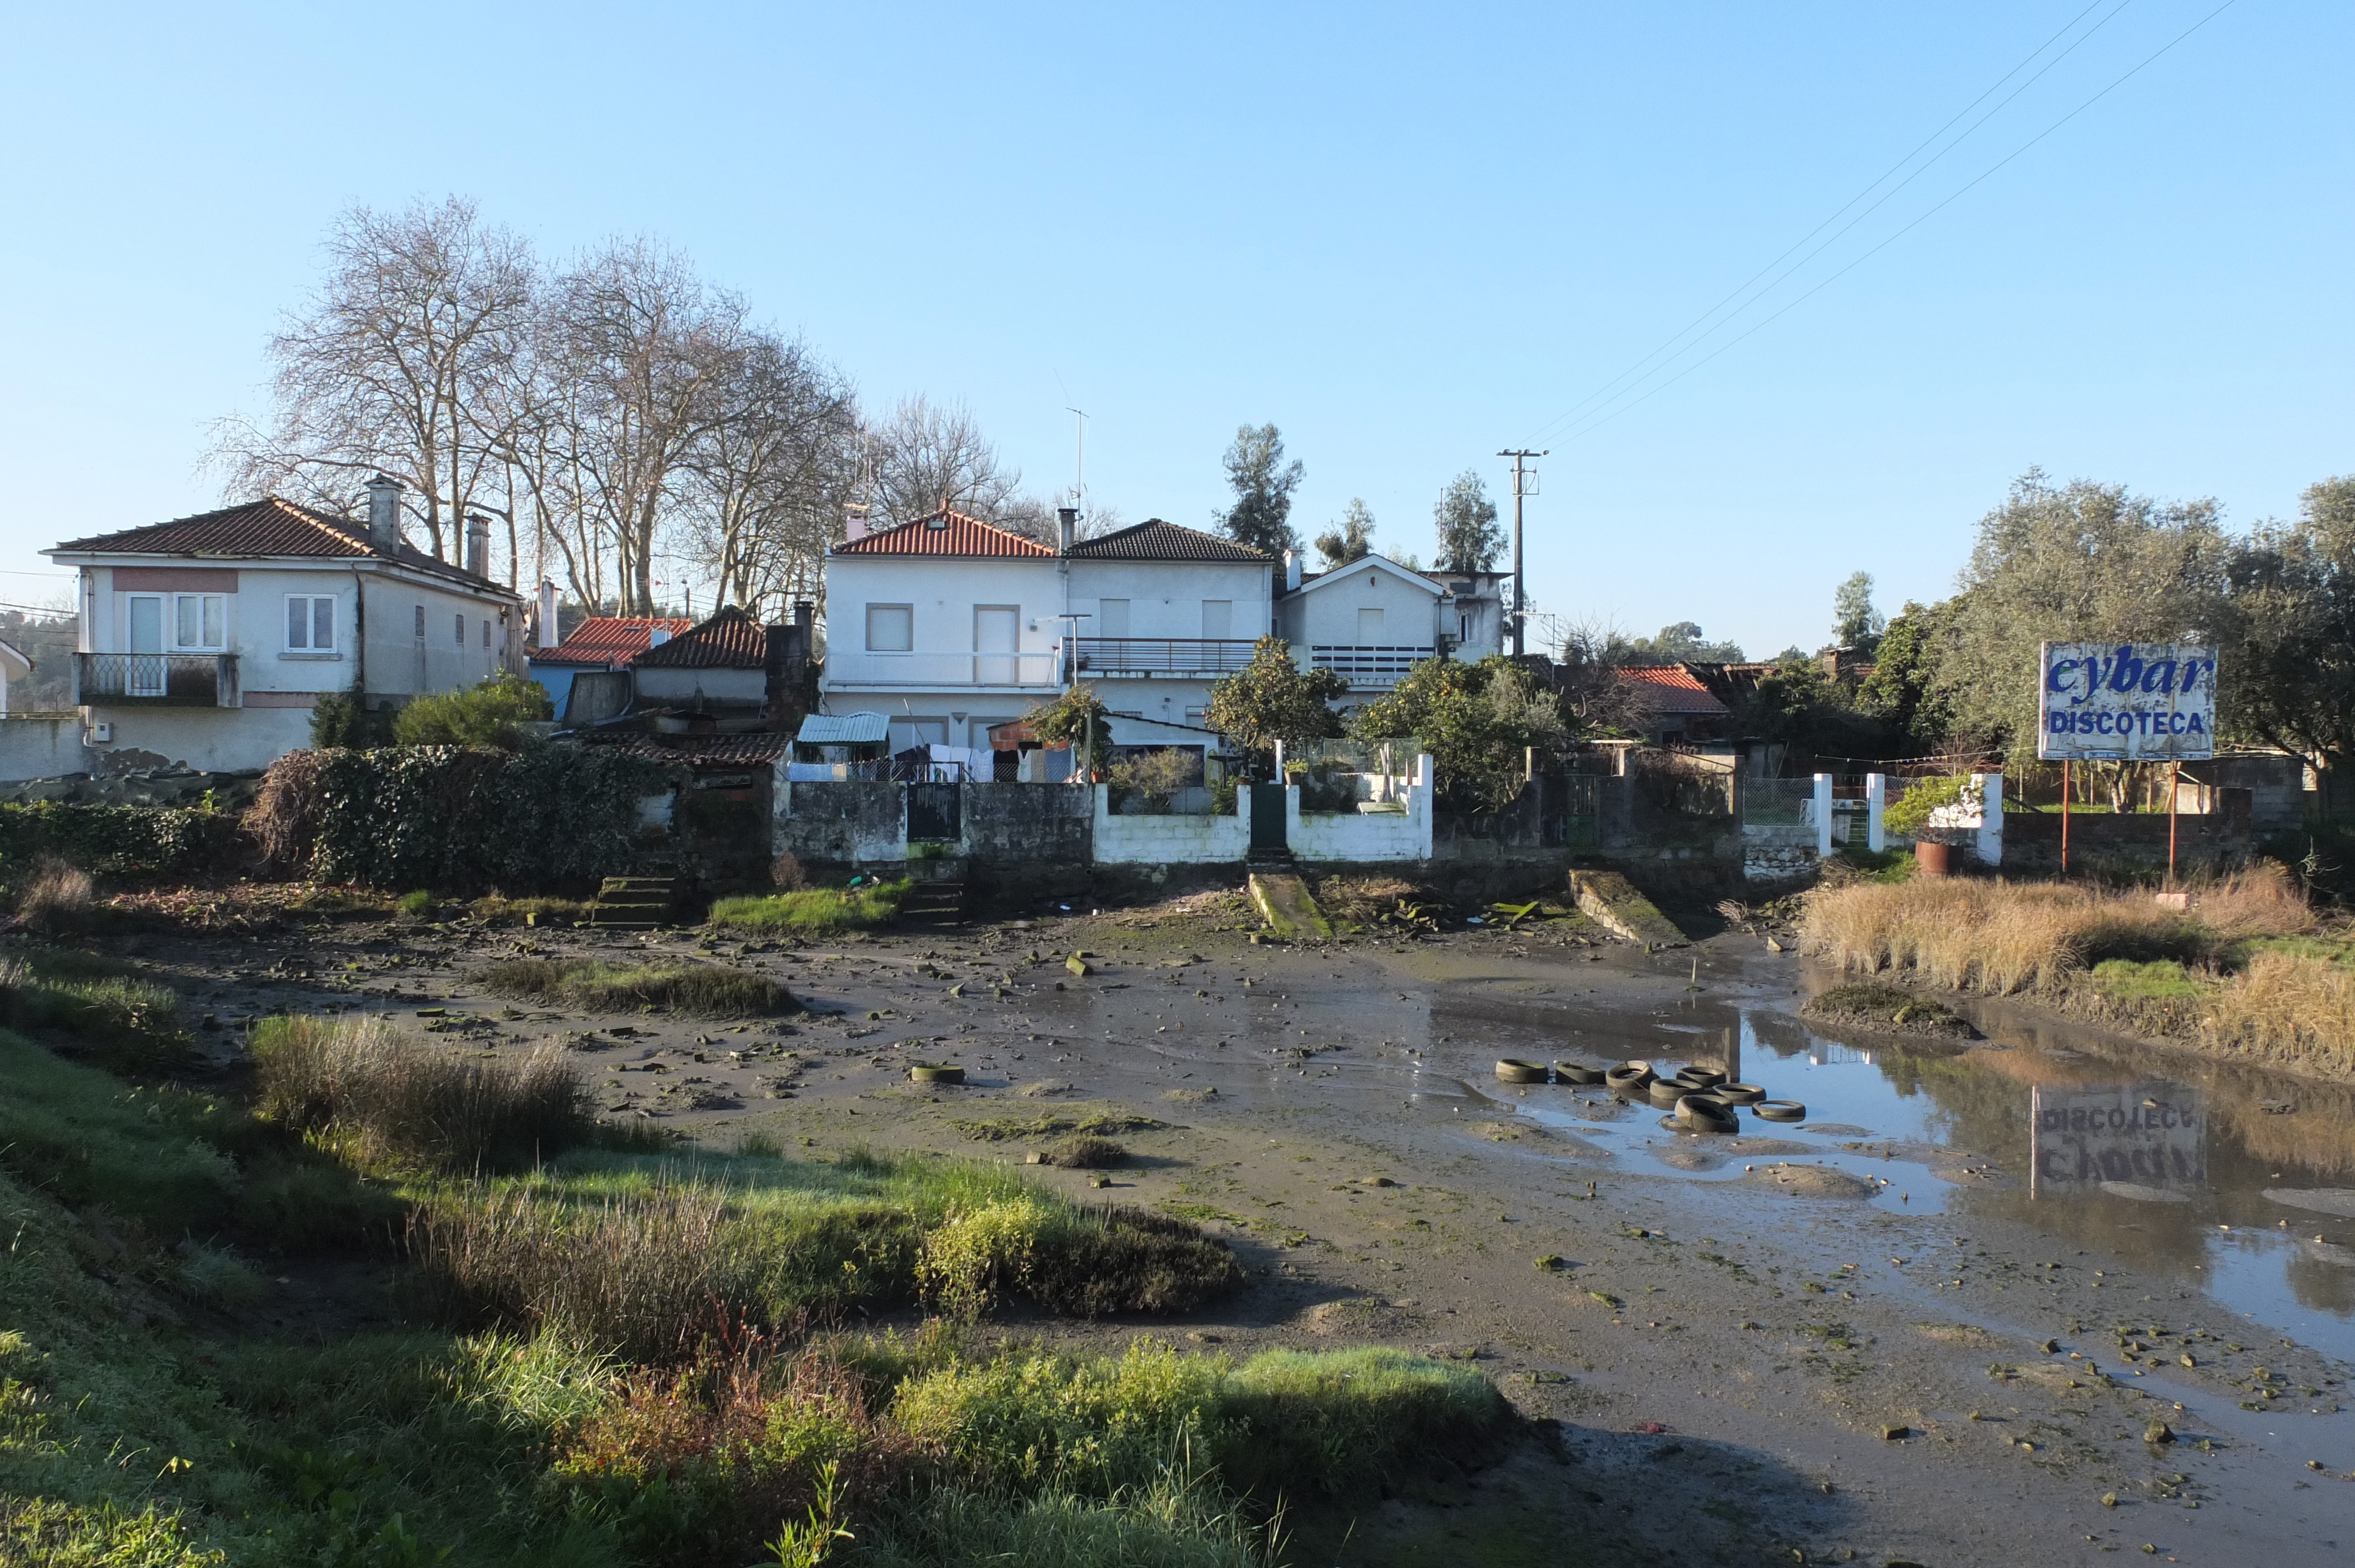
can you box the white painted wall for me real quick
[1285,755,1434,862]
[1066,557,1273,642]
[1092,783,1251,863]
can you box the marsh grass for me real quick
[409,1147,1243,1357]
[1038,1135,1127,1168]
[469,893,598,926]
[16,856,94,935]
[0,949,192,1074]
[476,956,795,1016]
[706,882,909,936]
[251,1014,590,1172]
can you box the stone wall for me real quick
[773,778,906,865]
[1742,823,1816,885]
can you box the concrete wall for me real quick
[1094,785,1247,863]
[969,782,1094,866]
[83,703,316,775]
[1288,755,1432,862]
[773,779,908,864]
[0,716,88,783]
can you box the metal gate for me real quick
[1249,784,1288,852]
[907,782,961,843]
[1558,773,1600,852]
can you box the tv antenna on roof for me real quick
[1066,407,1088,517]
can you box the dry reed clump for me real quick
[2203,949,2355,1079]
[410,1183,738,1360]
[1800,866,2313,996]
[17,857,95,936]
[250,1014,590,1170]
[769,850,806,891]
[241,748,327,869]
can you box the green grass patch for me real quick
[0,949,193,1074]
[2088,958,2209,1002]
[467,893,598,926]
[475,956,795,1016]
[1833,845,1916,883]
[706,881,910,936]
[1800,982,1970,1037]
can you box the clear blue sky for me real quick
[2,1,2345,657]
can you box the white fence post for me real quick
[1865,773,1886,853]
[1813,773,1834,859]
[1977,772,2004,867]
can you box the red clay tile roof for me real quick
[630,605,771,669]
[48,496,515,595]
[531,616,699,667]
[831,508,1056,557]
[1069,519,1271,562]
[1620,664,1732,715]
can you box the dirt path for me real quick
[125,901,2355,1567]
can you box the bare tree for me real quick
[681,334,860,616]
[868,396,1031,532]
[212,197,533,562]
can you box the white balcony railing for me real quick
[1308,645,1434,685]
[824,650,1062,688]
[1073,637,1261,677]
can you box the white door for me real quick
[127,594,164,695]
[973,606,1019,684]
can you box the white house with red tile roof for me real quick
[42,476,522,775]
[822,508,1276,750]
[527,615,696,714]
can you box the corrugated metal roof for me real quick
[832,509,1056,557]
[49,496,515,596]
[797,711,890,745]
[1069,519,1271,562]
[1620,665,1732,715]
[530,616,699,667]
[631,606,769,669]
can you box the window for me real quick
[1357,607,1385,643]
[173,593,225,650]
[455,613,465,646]
[482,619,490,648]
[865,603,914,652]
[1200,599,1232,639]
[286,595,336,652]
[414,605,425,638]
[1098,598,1130,638]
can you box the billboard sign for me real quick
[2038,642,2216,762]
[2029,1080,2206,1198]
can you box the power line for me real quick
[1548,0,2243,448]
[1530,0,2131,445]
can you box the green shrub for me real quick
[249,1014,591,1172]
[1215,1346,1510,1499]
[706,882,909,936]
[0,802,232,883]
[310,686,395,749]
[396,889,434,918]
[476,957,795,1016]
[855,1473,1278,1568]
[1883,774,1969,836]
[390,672,553,748]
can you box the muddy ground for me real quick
[115,891,2355,1568]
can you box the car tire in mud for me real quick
[1755,1099,1807,1122]
[1647,1078,1695,1109]
[1678,1095,1740,1134]
[1495,1058,1548,1084]
[909,1064,967,1085]
[1554,1062,1606,1085]
[1716,1082,1766,1105]
[1607,1062,1655,1098]
[1674,1065,1727,1089]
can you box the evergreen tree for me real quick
[1216,424,1304,555]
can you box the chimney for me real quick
[536,579,558,649]
[844,506,869,543]
[364,474,403,552]
[793,600,815,634]
[1283,549,1302,592]
[463,513,490,579]
[1057,506,1077,554]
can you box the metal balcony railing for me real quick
[824,651,1060,688]
[1308,645,1435,683]
[1072,637,1261,676]
[76,653,240,707]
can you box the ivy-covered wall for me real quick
[262,744,678,891]
[0,801,236,882]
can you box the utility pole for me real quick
[1497,449,1545,657]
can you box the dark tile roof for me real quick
[49,497,515,596]
[630,605,770,669]
[576,730,787,766]
[832,508,1056,557]
[1068,519,1272,562]
[530,616,699,667]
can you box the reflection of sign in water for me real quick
[2031,1082,2205,1197]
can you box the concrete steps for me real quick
[589,875,678,929]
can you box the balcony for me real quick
[1072,637,1259,677]
[1308,645,1435,686]
[823,650,1061,690]
[76,653,240,707]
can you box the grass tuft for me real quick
[706,882,910,936]
[250,1013,591,1172]
[1037,1136,1127,1169]
[477,957,794,1016]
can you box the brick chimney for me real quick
[463,513,490,579]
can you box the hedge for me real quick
[253,743,679,892]
[0,801,236,882]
